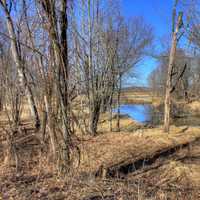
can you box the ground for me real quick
[0,92,200,200]
[1,118,200,199]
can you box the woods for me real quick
[0,0,153,172]
[0,0,200,199]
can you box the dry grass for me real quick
[1,120,200,199]
[98,113,140,133]
[79,126,200,174]
[1,100,200,199]
[186,100,200,114]
[119,91,153,104]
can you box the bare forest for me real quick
[0,0,200,199]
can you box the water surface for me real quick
[113,104,153,123]
[114,104,200,126]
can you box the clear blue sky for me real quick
[121,0,174,87]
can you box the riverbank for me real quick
[98,113,140,133]
[120,89,200,116]
[119,89,154,104]
[1,120,200,199]
[152,98,200,116]
[121,90,200,119]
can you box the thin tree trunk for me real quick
[88,0,96,136]
[109,96,113,132]
[116,73,122,132]
[1,3,40,129]
[44,95,57,159]
[0,96,3,111]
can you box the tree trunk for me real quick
[2,4,40,129]
[116,73,122,132]
[89,101,101,135]
[164,11,183,132]
[39,0,72,173]
[0,96,3,111]
[109,96,113,132]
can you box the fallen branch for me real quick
[93,127,200,178]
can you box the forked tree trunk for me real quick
[39,0,72,173]
[164,10,183,132]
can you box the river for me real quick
[114,104,200,126]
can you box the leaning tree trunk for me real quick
[164,11,183,132]
[2,3,40,129]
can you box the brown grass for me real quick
[79,126,200,174]
[119,90,153,104]
[1,101,200,199]
[186,100,200,114]
[98,113,140,133]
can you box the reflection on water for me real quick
[114,104,200,126]
[113,104,153,123]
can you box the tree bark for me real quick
[89,101,101,135]
[39,0,72,173]
[164,10,183,132]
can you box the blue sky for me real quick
[121,0,174,86]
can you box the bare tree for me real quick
[36,0,75,173]
[74,0,153,135]
[163,0,183,132]
[0,0,40,129]
[149,49,191,101]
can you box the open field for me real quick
[119,88,154,104]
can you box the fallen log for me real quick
[98,128,200,178]
[80,126,200,178]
